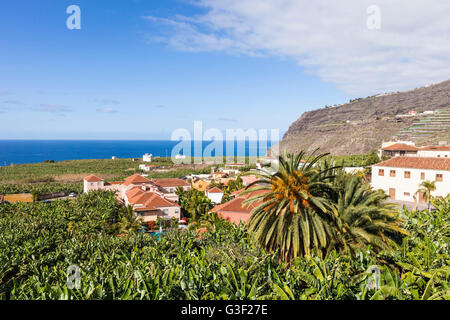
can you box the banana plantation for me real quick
[0,187,448,300]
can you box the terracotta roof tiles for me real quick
[374,157,450,171]
[84,174,103,182]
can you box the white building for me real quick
[378,142,450,159]
[139,164,155,172]
[206,187,224,204]
[371,157,450,203]
[143,153,153,162]
[417,146,450,158]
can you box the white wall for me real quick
[83,180,104,193]
[417,150,450,158]
[207,192,224,204]
[371,166,450,202]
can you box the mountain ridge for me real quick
[275,80,450,155]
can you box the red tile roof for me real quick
[126,187,145,201]
[152,178,190,187]
[124,174,151,185]
[420,146,450,151]
[382,143,419,151]
[84,174,103,182]
[104,181,124,185]
[207,187,223,193]
[210,189,270,214]
[374,157,450,171]
[134,192,180,211]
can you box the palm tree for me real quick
[416,180,436,211]
[242,151,339,262]
[112,205,142,235]
[178,189,214,226]
[329,170,407,253]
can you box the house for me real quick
[222,163,245,177]
[125,187,180,222]
[209,189,269,224]
[151,178,191,201]
[83,174,105,192]
[378,141,450,159]
[205,187,224,204]
[192,178,209,192]
[408,110,418,116]
[240,175,258,187]
[139,164,156,172]
[211,171,227,180]
[371,157,450,203]
[83,174,189,221]
[417,146,450,158]
[143,153,153,162]
[378,143,420,158]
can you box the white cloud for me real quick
[143,0,450,95]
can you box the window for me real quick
[404,171,411,179]
[390,170,396,177]
[378,169,384,176]
[421,172,425,180]
[436,174,443,182]
[163,209,168,215]
[90,183,94,186]
[404,192,410,196]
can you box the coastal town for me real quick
[1,1,449,302]
[58,137,449,228]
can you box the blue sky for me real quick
[1,0,448,140]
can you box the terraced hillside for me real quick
[275,80,450,155]
[396,108,450,145]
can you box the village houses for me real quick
[83,174,190,222]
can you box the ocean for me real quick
[0,140,276,165]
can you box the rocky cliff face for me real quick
[276,80,450,155]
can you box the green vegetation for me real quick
[177,188,214,223]
[243,152,406,262]
[0,182,83,197]
[321,150,380,167]
[0,159,142,183]
[0,151,448,300]
[0,189,448,299]
[416,180,437,211]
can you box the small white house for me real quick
[143,153,153,162]
[206,187,224,204]
[139,164,155,172]
[83,174,104,193]
[371,157,450,203]
[417,146,450,158]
